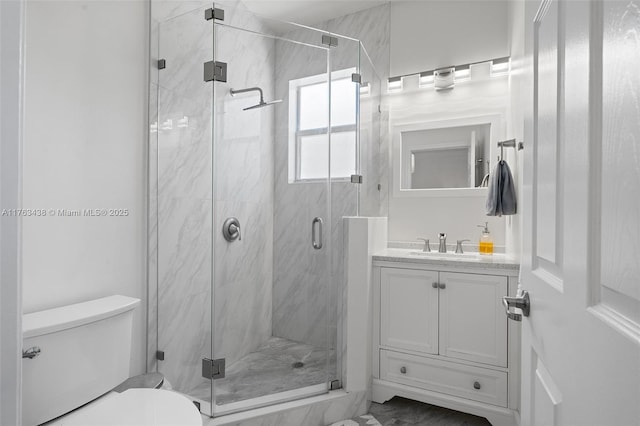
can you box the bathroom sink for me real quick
[409,251,481,259]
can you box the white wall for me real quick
[505,0,525,259]
[390,1,509,77]
[1,0,24,423]
[22,0,149,375]
[385,70,511,249]
[384,1,523,253]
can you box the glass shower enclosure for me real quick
[149,2,382,418]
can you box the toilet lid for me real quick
[60,389,202,426]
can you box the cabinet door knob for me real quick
[432,282,439,288]
[438,283,446,289]
[400,366,407,374]
[473,381,481,390]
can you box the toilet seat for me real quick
[49,389,202,426]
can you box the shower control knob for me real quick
[400,366,407,374]
[229,224,241,240]
[222,217,241,242]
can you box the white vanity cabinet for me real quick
[437,272,508,367]
[372,255,520,426]
[380,268,439,354]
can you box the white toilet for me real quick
[22,295,202,426]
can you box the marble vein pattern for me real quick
[191,337,335,405]
[369,397,491,426]
[205,391,368,426]
[149,2,277,401]
[212,9,276,369]
[148,0,391,408]
[153,5,214,397]
[272,3,390,352]
[272,30,334,349]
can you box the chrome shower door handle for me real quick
[312,217,323,250]
[502,290,530,321]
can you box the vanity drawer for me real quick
[380,349,508,407]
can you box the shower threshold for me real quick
[190,336,337,408]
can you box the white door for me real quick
[519,1,640,425]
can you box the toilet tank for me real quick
[22,295,140,426]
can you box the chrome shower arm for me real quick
[230,87,264,103]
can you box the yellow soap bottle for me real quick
[478,222,494,255]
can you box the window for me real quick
[288,69,357,182]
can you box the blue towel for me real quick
[486,160,517,216]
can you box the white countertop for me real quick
[373,248,520,271]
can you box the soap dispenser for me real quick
[477,222,494,255]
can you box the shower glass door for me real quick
[210,12,333,416]
[153,4,214,416]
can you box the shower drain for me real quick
[292,361,304,369]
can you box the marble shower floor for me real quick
[190,337,336,405]
[369,397,492,426]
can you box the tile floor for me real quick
[190,337,336,405]
[368,397,492,426]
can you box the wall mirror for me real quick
[392,114,503,197]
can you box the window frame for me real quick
[288,68,358,183]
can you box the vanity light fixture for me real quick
[396,56,511,92]
[434,67,455,91]
[387,76,403,93]
[491,57,510,77]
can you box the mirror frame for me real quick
[392,114,504,198]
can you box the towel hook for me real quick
[497,139,523,161]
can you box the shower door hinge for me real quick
[351,73,362,84]
[202,358,226,380]
[157,59,166,70]
[156,350,165,361]
[204,61,227,82]
[321,35,339,47]
[350,174,363,184]
[205,7,224,21]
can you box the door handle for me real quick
[312,217,323,250]
[502,290,530,321]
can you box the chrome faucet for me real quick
[455,239,471,254]
[438,233,447,253]
[417,238,431,252]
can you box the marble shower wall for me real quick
[148,0,390,399]
[148,1,276,398]
[151,6,215,397]
[272,5,390,348]
[272,37,333,349]
[211,12,276,367]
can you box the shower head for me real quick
[242,99,283,111]
[230,87,282,111]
